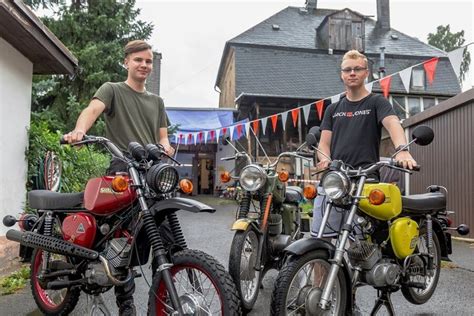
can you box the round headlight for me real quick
[239,165,266,192]
[321,171,350,200]
[146,163,179,194]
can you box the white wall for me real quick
[0,38,33,236]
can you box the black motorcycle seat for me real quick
[28,190,84,210]
[285,186,303,203]
[402,192,446,213]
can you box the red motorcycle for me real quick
[3,135,240,315]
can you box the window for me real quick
[411,69,425,89]
[392,96,407,119]
[423,97,435,110]
[408,97,421,116]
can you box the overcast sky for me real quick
[136,0,474,108]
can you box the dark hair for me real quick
[124,40,152,58]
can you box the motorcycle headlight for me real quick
[239,165,266,192]
[146,163,179,194]
[321,171,350,200]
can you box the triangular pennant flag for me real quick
[447,47,464,79]
[331,94,340,104]
[302,104,311,124]
[365,81,374,93]
[281,111,289,131]
[315,100,324,120]
[291,108,299,127]
[210,130,215,142]
[379,76,392,98]
[229,125,235,141]
[423,57,439,85]
[244,122,250,138]
[204,131,209,144]
[252,120,259,135]
[193,133,198,145]
[270,115,278,132]
[261,117,268,135]
[198,131,203,143]
[174,133,179,144]
[215,128,221,141]
[236,124,243,138]
[398,67,412,93]
[222,127,227,137]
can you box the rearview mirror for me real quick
[412,125,434,146]
[306,126,321,146]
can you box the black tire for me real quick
[30,249,80,315]
[228,228,262,313]
[148,249,241,315]
[401,230,441,304]
[271,250,347,316]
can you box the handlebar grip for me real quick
[59,136,68,145]
[221,156,236,161]
[297,152,314,158]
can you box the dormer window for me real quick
[411,68,425,89]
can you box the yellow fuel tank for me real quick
[359,183,402,221]
[390,217,419,259]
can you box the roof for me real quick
[0,0,78,74]
[166,108,235,133]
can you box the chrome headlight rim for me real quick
[146,163,179,194]
[321,171,350,200]
[239,164,267,192]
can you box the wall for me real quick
[0,38,33,236]
[218,49,236,108]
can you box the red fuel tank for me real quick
[62,212,96,249]
[84,176,136,216]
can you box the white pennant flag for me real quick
[331,94,340,104]
[204,131,209,144]
[447,46,465,79]
[365,81,374,93]
[244,122,250,138]
[398,67,412,93]
[302,104,311,124]
[193,133,197,145]
[216,128,221,141]
[261,117,268,135]
[184,134,189,145]
[229,125,235,141]
[174,133,179,144]
[281,111,289,131]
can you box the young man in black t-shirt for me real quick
[311,49,416,238]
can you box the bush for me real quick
[26,116,110,193]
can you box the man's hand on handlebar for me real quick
[316,159,330,171]
[63,129,86,144]
[395,151,417,170]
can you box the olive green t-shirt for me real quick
[93,82,169,152]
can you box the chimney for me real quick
[376,0,390,29]
[305,0,317,13]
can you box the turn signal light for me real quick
[278,171,289,182]
[220,171,231,183]
[111,176,128,192]
[179,179,193,194]
[369,189,385,205]
[303,185,317,199]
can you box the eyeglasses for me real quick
[341,67,367,74]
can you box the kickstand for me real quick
[87,293,112,316]
[370,290,395,316]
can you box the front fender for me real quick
[231,218,256,231]
[150,197,215,216]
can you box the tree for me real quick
[427,24,471,82]
[27,0,153,134]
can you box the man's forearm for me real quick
[384,116,408,148]
[74,107,99,133]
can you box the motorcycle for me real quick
[220,143,316,312]
[270,126,470,315]
[3,135,240,315]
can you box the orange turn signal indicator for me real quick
[111,176,129,192]
[278,171,290,183]
[303,185,317,199]
[220,171,231,183]
[368,189,385,205]
[179,179,193,194]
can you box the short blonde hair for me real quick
[342,50,368,67]
[124,40,152,58]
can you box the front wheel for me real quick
[228,227,262,313]
[271,250,347,316]
[148,249,241,315]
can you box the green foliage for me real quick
[300,200,314,214]
[428,25,471,81]
[0,266,30,296]
[27,115,110,193]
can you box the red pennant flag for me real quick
[198,131,203,142]
[188,133,192,141]
[222,127,227,136]
[210,130,215,141]
[291,108,299,127]
[252,120,259,135]
[379,76,392,98]
[423,57,439,85]
[315,100,324,120]
[271,115,278,132]
[236,124,242,137]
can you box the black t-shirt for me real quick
[320,93,396,169]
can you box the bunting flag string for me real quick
[291,108,299,127]
[271,115,278,132]
[331,94,341,104]
[245,122,250,138]
[398,67,412,93]
[365,81,374,93]
[229,126,235,141]
[281,111,289,131]
[315,100,324,120]
[204,131,209,144]
[302,104,311,124]
[379,76,392,98]
[261,117,268,135]
[423,57,439,85]
[447,47,464,79]
[236,124,243,138]
[252,120,259,135]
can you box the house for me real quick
[215,0,461,160]
[0,0,77,249]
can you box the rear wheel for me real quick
[148,249,241,315]
[30,249,80,315]
[228,227,261,313]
